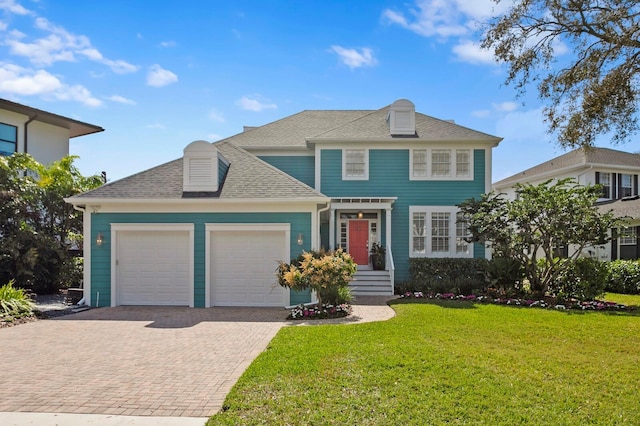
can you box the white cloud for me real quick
[452,40,495,64]
[0,62,101,106]
[208,109,225,123]
[159,41,176,48]
[0,21,7,31]
[147,64,178,87]
[107,95,135,105]
[236,95,277,112]
[0,0,32,15]
[492,101,518,112]
[472,109,491,118]
[330,45,377,69]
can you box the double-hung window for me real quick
[0,123,17,156]
[410,148,472,180]
[620,227,637,246]
[410,206,472,257]
[621,174,633,198]
[598,172,611,198]
[343,149,368,180]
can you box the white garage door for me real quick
[116,230,190,306]
[211,230,287,306]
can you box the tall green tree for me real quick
[0,154,103,293]
[458,179,620,294]
[482,0,640,149]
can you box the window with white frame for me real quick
[343,149,368,180]
[412,149,428,177]
[599,172,611,198]
[410,206,473,257]
[410,148,473,180]
[621,174,633,198]
[620,227,637,245]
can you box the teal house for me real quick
[66,99,502,308]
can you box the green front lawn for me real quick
[208,295,640,425]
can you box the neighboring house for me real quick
[65,99,502,308]
[0,98,103,165]
[493,147,640,261]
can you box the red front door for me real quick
[348,220,369,265]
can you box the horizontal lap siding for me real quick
[91,212,311,307]
[258,156,315,188]
[321,149,486,282]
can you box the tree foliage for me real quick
[482,0,640,148]
[458,178,621,294]
[0,154,103,293]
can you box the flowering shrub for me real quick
[399,291,631,311]
[277,249,356,305]
[287,303,352,320]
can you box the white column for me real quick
[329,207,336,249]
[385,207,392,248]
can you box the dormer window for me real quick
[388,99,415,136]
[183,140,220,192]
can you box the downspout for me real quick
[23,113,37,155]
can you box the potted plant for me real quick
[370,242,386,270]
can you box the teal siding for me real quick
[258,155,315,187]
[91,212,312,308]
[218,157,230,183]
[321,148,487,282]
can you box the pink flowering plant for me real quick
[287,303,352,320]
[277,248,356,307]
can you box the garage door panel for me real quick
[211,230,286,307]
[117,230,190,306]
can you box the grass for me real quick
[603,292,640,307]
[208,294,640,425]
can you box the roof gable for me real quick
[494,147,640,188]
[71,141,325,201]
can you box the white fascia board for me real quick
[64,196,330,206]
[311,141,499,151]
[67,200,325,214]
[492,164,589,191]
[245,148,314,156]
[240,146,310,153]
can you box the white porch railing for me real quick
[386,244,395,287]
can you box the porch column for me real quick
[385,207,392,248]
[329,207,336,249]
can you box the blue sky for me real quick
[1,0,638,183]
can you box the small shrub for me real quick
[277,248,356,306]
[408,258,488,294]
[553,257,608,301]
[606,260,640,294]
[484,257,524,292]
[0,280,36,320]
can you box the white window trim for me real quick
[619,226,637,246]
[410,148,474,181]
[409,206,473,258]
[342,149,369,181]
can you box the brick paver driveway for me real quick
[0,307,287,417]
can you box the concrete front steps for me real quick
[349,269,394,296]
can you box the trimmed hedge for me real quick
[606,260,640,295]
[408,258,488,295]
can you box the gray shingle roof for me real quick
[312,106,501,141]
[494,147,640,188]
[70,141,325,200]
[597,197,640,220]
[225,110,371,149]
[225,105,500,148]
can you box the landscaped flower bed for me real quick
[399,291,632,311]
[287,303,352,320]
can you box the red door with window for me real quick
[348,220,369,265]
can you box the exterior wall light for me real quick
[357,211,364,219]
[297,233,304,246]
[96,232,104,246]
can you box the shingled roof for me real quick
[597,196,640,220]
[227,104,500,149]
[494,147,640,189]
[69,141,326,201]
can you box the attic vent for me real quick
[388,99,415,136]
[183,140,220,192]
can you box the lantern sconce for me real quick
[96,232,104,246]
[297,233,304,246]
[357,211,364,219]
